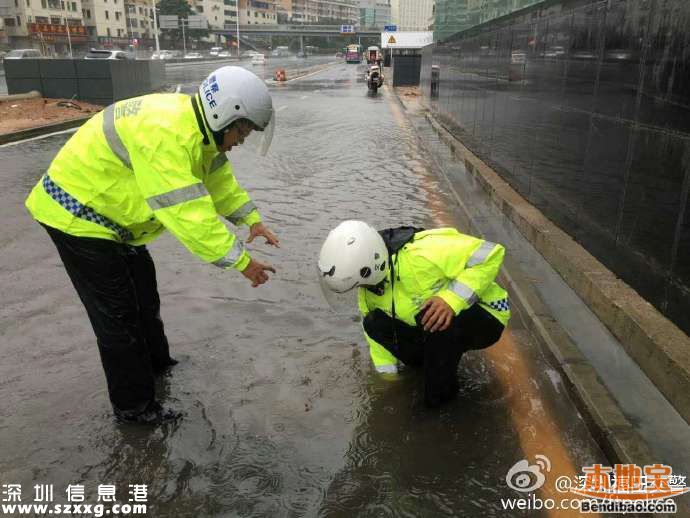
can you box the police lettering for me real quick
[114,99,143,120]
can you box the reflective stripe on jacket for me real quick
[357,228,511,373]
[25,93,261,271]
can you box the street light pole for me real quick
[62,0,73,58]
[235,7,240,58]
[151,0,160,52]
[181,18,186,56]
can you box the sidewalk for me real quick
[391,86,690,496]
[0,96,101,144]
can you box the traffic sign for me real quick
[186,15,207,29]
[158,14,207,29]
[340,24,355,34]
[158,15,178,29]
[384,25,397,32]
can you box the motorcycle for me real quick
[365,66,384,93]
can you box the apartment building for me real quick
[222,0,237,29]
[1,0,87,52]
[190,0,225,29]
[277,0,356,25]
[358,0,389,29]
[123,0,154,41]
[390,0,433,31]
[238,0,276,25]
[80,0,128,46]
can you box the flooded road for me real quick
[1,63,610,517]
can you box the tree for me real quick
[156,0,209,49]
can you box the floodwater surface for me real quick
[0,63,609,517]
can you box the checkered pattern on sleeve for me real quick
[42,175,132,242]
[488,298,510,312]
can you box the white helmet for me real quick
[318,221,389,294]
[199,66,275,155]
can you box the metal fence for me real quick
[421,0,690,334]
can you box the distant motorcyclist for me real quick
[318,222,510,407]
[365,65,384,91]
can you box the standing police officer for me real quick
[25,67,278,424]
[318,221,510,407]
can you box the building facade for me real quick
[1,0,87,53]
[434,0,542,41]
[358,0,388,28]
[277,0,356,24]
[390,0,433,31]
[238,0,276,25]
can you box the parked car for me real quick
[251,53,266,66]
[184,52,203,60]
[84,49,130,60]
[4,49,44,59]
[151,50,178,60]
[209,46,223,56]
[217,50,232,58]
[241,50,259,59]
[296,51,307,58]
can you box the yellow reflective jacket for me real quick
[25,93,262,271]
[357,228,511,373]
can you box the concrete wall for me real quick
[421,0,690,335]
[4,59,166,104]
[391,52,421,86]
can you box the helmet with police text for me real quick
[318,221,389,294]
[198,66,275,155]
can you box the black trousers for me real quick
[363,304,504,407]
[43,224,172,415]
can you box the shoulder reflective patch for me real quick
[212,239,245,268]
[146,183,210,210]
[467,240,496,267]
[103,104,133,169]
[210,153,228,173]
[225,201,257,224]
[448,279,478,306]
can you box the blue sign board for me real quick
[384,25,397,32]
[340,25,355,34]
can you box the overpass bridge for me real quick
[211,24,382,38]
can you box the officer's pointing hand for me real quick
[420,296,454,333]
[241,258,276,287]
[247,222,280,247]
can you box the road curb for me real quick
[388,88,662,461]
[422,112,690,428]
[396,92,690,514]
[0,115,94,145]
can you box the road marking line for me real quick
[276,106,288,112]
[0,128,78,147]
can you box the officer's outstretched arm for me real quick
[134,149,251,272]
[204,155,262,227]
[434,235,505,314]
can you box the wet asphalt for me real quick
[0,62,611,517]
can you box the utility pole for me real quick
[62,0,73,58]
[235,8,240,57]
[181,17,186,56]
[151,0,160,52]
